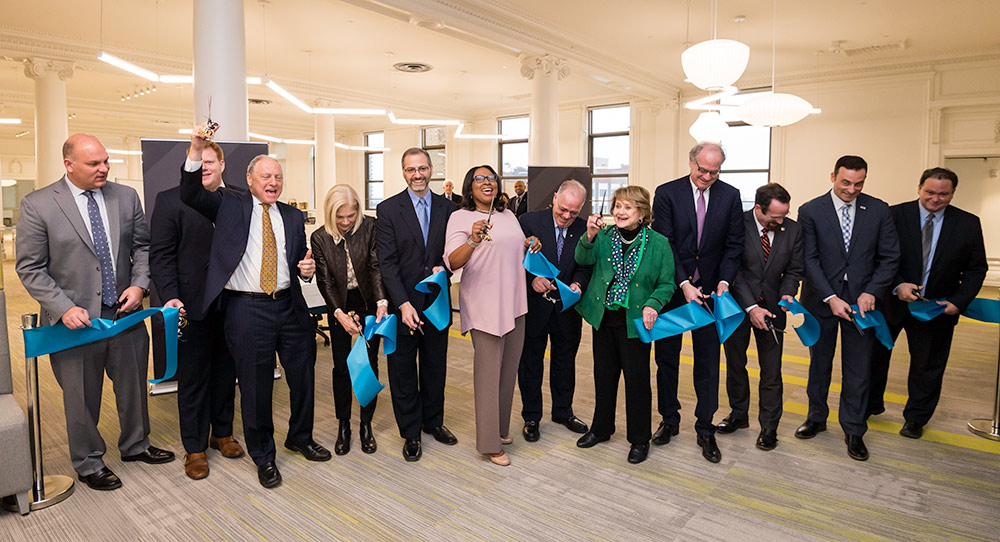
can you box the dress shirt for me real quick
[918,204,944,290]
[679,180,727,289]
[830,190,856,240]
[407,188,432,218]
[744,213,775,313]
[65,177,116,276]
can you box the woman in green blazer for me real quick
[574,185,676,464]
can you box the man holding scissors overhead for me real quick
[376,147,457,462]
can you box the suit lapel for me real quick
[52,180,97,256]
[848,195,868,260]
[682,178,698,239]
[104,186,121,265]
[821,193,847,259]
[928,204,956,275]
[400,194,424,250]
[744,212,765,270]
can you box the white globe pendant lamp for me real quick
[689,112,729,143]
[681,39,750,90]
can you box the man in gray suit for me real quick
[16,134,175,491]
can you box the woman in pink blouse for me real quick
[445,165,540,466]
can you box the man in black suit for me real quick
[150,140,244,480]
[376,147,458,462]
[720,183,804,451]
[867,167,986,439]
[651,142,744,463]
[517,179,592,442]
[507,180,528,216]
[180,129,330,489]
[442,179,462,207]
[796,155,899,461]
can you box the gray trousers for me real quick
[470,316,525,454]
[49,306,150,476]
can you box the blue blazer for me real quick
[179,166,311,329]
[798,191,900,317]
[652,176,744,289]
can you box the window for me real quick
[364,132,384,210]
[719,91,772,210]
[498,116,529,195]
[421,126,447,194]
[588,104,630,214]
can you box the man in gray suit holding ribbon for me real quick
[16,134,174,492]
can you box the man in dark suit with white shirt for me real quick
[720,183,804,451]
[796,155,899,461]
[867,167,986,439]
[507,180,528,216]
[516,180,592,441]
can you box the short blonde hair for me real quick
[612,185,653,226]
[323,185,364,241]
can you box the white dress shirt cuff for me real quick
[184,158,202,172]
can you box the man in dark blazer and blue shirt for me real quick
[517,180,592,442]
[720,183,804,451]
[867,167,986,439]
[376,147,458,462]
[180,130,329,489]
[651,142,744,463]
[796,155,899,461]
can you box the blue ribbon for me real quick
[522,250,581,311]
[23,307,180,384]
[907,299,947,322]
[709,291,745,343]
[633,300,715,343]
[345,314,397,408]
[414,270,450,331]
[778,298,821,347]
[850,305,894,350]
[910,297,1000,323]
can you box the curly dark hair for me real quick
[458,165,505,212]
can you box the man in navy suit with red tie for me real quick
[651,142,744,463]
[517,180,592,441]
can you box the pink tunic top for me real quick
[444,209,528,337]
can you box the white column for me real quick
[520,54,569,167]
[314,107,337,218]
[193,0,248,140]
[125,136,143,180]
[24,58,73,187]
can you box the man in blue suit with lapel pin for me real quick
[796,155,899,461]
[651,142,744,463]
[516,180,592,442]
[376,147,457,462]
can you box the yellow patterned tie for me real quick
[260,203,277,294]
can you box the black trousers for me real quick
[176,308,237,453]
[517,308,583,422]
[590,314,652,445]
[654,292,719,436]
[721,316,784,431]
[868,315,956,426]
[330,289,380,424]
[386,319,449,439]
[223,292,316,466]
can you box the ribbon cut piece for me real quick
[710,291,745,343]
[345,314,397,407]
[415,270,450,331]
[850,305,894,350]
[777,298,821,347]
[633,300,715,344]
[522,250,581,311]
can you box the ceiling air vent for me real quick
[248,98,272,105]
[394,62,433,73]
[842,39,908,57]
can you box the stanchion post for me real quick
[968,290,1000,441]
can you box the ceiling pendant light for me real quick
[688,112,729,143]
[681,0,749,90]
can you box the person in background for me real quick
[442,179,462,207]
[507,180,528,216]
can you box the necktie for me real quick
[556,227,565,261]
[84,191,117,306]
[417,198,429,246]
[260,203,277,294]
[921,212,935,280]
[696,189,707,248]
[761,227,770,264]
[840,203,852,252]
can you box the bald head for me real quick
[246,155,284,204]
[63,134,110,191]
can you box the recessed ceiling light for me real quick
[393,62,433,73]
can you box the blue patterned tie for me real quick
[417,198,429,246]
[840,203,852,252]
[556,227,565,261]
[84,191,117,306]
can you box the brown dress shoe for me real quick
[184,452,209,480]
[210,436,245,458]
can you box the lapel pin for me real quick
[859,205,866,210]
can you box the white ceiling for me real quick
[1,0,998,147]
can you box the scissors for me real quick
[697,287,714,320]
[482,185,498,242]
[849,309,865,336]
[764,315,785,345]
[911,287,929,302]
[348,311,370,349]
[408,322,425,336]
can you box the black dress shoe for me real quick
[423,425,458,445]
[756,429,778,451]
[899,422,923,439]
[335,420,351,456]
[402,438,422,462]
[122,445,176,464]
[794,420,827,439]
[716,415,749,434]
[627,442,649,464]
[78,467,122,491]
[257,462,282,488]
[522,420,540,442]
[284,440,332,461]
[576,432,610,448]
[697,434,722,463]
[360,422,377,454]
[553,415,589,434]
[845,435,869,461]
[652,421,679,445]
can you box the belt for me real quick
[224,289,290,300]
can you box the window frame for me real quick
[587,103,631,214]
[497,115,529,195]
[364,131,384,211]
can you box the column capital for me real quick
[519,54,570,81]
[24,58,75,81]
[313,98,337,108]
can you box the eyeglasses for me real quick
[403,166,431,175]
[695,162,720,178]
[473,174,498,184]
